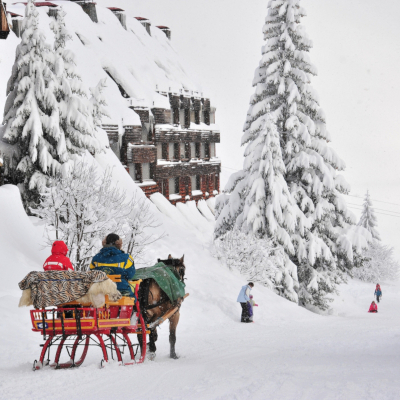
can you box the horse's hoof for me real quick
[170,354,179,360]
[147,352,156,361]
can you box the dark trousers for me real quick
[240,302,250,322]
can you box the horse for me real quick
[138,255,186,360]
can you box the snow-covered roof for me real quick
[0,1,204,127]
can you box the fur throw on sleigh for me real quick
[19,270,121,308]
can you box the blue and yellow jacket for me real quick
[90,246,135,297]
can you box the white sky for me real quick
[97,0,400,257]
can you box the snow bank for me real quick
[0,185,46,296]
[150,192,193,230]
[176,201,213,237]
[197,199,215,222]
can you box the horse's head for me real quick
[158,254,186,282]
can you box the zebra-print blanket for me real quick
[19,270,108,309]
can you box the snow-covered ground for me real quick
[1,183,399,400]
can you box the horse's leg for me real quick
[147,328,158,360]
[169,311,180,359]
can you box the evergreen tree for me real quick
[216,107,304,253]
[215,108,305,302]
[48,6,102,163]
[353,242,399,282]
[2,0,57,205]
[357,191,380,241]
[216,0,370,309]
[89,78,110,130]
[2,2,103,207]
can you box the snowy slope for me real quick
[1,163,400,399]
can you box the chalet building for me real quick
[3,2,221,204]
[103,91,221,205]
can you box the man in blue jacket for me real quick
[90,233,136,297]
[237,282,254,323]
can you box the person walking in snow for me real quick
[237,282,254,323]
[43,241,74,271]
[368,301,378,313]
[375,284,382,303]
[248,295,259,322]
[90,233,136,297]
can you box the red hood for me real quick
[51,241,68,256]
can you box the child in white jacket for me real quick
[248,295,258,322]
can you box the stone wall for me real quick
[152,108,172,125]
[128,146,157,163]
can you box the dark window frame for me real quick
[195,143,201,158]
[174,142,180,160]
[161,143,168,160]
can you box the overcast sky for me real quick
[96,0,400,257]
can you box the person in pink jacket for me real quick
[368,301,378,313]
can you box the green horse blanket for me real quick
[133,262,185,302]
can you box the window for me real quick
[184,143,191,159]
[169,143,174,160]
[169,178,175,194]
[184,109,190,128]
[195,109,200,125]
[204,110,210,125]
[134,163,142,182]
[174,143,180,160]
[200,143,206,159]
[169,177,179,195]
[210,143,215,158]
[180,143,186,159]
[128,163,135,181]
[157,143,162,159]
[173,108,179,125]
[195,143,200,158]
[191,175,198,191]
[190,143,195,159]
[142,163,150,180]
[196,175,201,191]
[162,143,168,160]
[141,125,148,142]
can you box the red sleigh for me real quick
[31,278,149,370]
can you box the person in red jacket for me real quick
[368,301,378,313]
[43,241,74,271]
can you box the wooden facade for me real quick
[103,92,220,204]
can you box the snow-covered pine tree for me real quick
[357,191,380,241]
[89,78,110,130]
[215,108,303,301]
[353,242,399,282]
[1,3,104,208]
[2,0,57,206]
[216,0,370,309]
[49,6,102,161]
